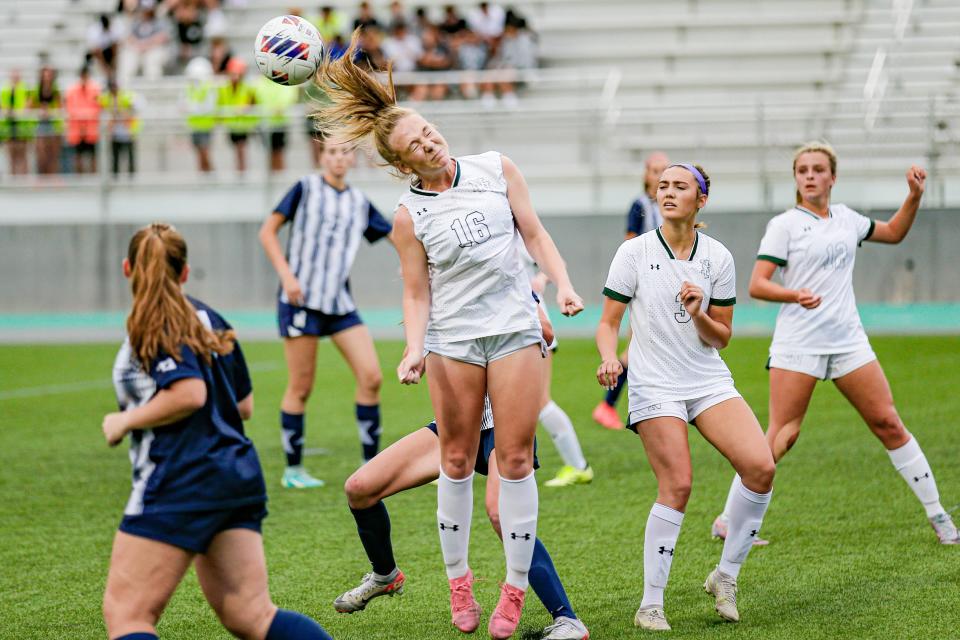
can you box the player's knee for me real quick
[870,410,906,445]
[343,472,376,507]
[743,459,776,494]
[287,380,313,404]
[660,476,692,510]
[358,367,383,394]
[441,451,472,478]
[103,589,158,633]
[217,598,274,639]
[496,451,533,479]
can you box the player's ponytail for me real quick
[126,223,234,368]
[693,163,710,229]
[313,28,412,170]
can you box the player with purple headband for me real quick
[597,163,776,630]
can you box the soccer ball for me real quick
[254,15,324,86]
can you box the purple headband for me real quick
[669,163,708,196]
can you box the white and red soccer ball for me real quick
[254,15,324,86]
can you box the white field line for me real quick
[0,361,283,401]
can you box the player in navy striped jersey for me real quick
[593,151,669,431]
[259,139,393,489]
[102,223,331,640]
[333,307,589,640]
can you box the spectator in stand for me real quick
[482,14,536,108]
[32,65,64,175]
[167,0,208,69]
[327,33,348,60]
[100,76,141,176]
[86,14,122,77]
[1,70,35,175]
[183,56,217,173]
[386,0,409,31]
[65,66,102,174]
[209,35,236,74]
[410,24,453,101]
[217,57,257,173]
[255,73,299,172]
[467,1,505,48]
[439,4,467,36]
[382,21,422,73]
[118,7,170,83]
[353,1,381,32]
[355,26,387,71]
[314,5,346,43]
[411,6,432,37]
[452,25,487,99]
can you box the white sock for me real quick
[720,473,740,520]
[539,401,588,470]
[437,470,474,580]
[719,481,772,579]
[641,503,683,608]
[888,435,945,518]
[499,471,538,590]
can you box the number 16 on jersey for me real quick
[450,211,491,248]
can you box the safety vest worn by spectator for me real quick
[185,82,217,132]
[64,80,101,146]
[99,91,141,141]
[254,76,298,131]
[217,80,257,133]
[1,81,37,141]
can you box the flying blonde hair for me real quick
[126,223,234,368]
[792,141,837,204]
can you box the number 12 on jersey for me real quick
[450,211,492,247]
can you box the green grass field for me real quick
[2,336,959,639]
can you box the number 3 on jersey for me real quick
[450,211,491,247]
[674,292,691,323]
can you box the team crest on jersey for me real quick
[699,259,712,279]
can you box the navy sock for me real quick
[356,403,381,461]
[604,364,628,407]
[529,538,576,621]
[280,411,304,467]
[115,635,158,640]
[266,609,331,640]
[351,500,397,576]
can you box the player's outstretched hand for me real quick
[906,165,926,197]
[397,351,425,385]
[795,287,822,309]
[557,286,584,317]
[597,358,624,390]
[679,281,704,317]
[102,412,129,447]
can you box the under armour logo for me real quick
[510,532,531,541]
[416,207,428,216]
[439,523,459,531]
[657,546,674,556]
[750,529,759,537]
[650,264,660,270]
[913,473,930,482]
[803,225,812,232]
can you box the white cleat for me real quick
[333,570,405,613]
[634,606,671,631]
[711,514,768,546]
[704,567,739,622]
[929,512,960,545]
[542,615,589,639]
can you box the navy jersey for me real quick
[111,298,266,515]
[626,192,662,236]
[275,175,392,314]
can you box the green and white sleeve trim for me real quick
[757,254,787,266]
[602,287,632,303]
[709,297,736,307]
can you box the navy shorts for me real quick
[119,502,267,554]
[277,301,363,338]
[425,422,539,477]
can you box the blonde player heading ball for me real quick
[711,142,959,545]
[315,30,584,640]
[597,164,775,630]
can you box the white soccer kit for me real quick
[757,204,875,355]
[397,151,540,345]
[603,228,738,414]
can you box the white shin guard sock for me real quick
[888,435,945,518]
[641,503,684,608]
[499,471,538,590]
[438,470,474,580]
[539,401,588,470]
[719,481,772,579]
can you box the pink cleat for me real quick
[711,514,769,546]
[449,569,482,633]
[592,402,624,430]
[488,582,526,639]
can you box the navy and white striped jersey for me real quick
[626,192,662,236]
[276,175,392,315]
[111,297,264,515]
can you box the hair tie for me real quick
[669,163,708,196]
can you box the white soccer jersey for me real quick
[757,204,875,354]
[603,228,738,409]
[397,151,539,343]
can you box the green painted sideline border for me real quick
[0,304,958,338]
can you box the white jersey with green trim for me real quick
[397,151,539,343]
[603,228,737,408]
[757,203,875,354]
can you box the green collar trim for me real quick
[656,227,699,261]
[409,159,460,196]
[796,205,831,220]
